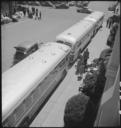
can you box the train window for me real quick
[39,75,52,92]
[58,58,66,68]
[66,53,70,61]
[25,95,33,109]
[77,41,82,48]
[56,40,64,44]
[37,81,46,98]
[6,114,16,127]
[19,116,30,127]
[100,17,103,21]
[64,42,72,47]
[3,119,11,127]
[51,65,58,74]
[14,104,25,122]
[2,123,10,127]
[57,40,72,47]
[38,83,44,94]
[81,35,86,42]
[22,100,28,113]
[32,88,40,102]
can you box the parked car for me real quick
[82,1,90,7]
[68,1,75,6]
[28,1,40,6]
[1,15,12,25]
[15,11,24,19]
[11,15,19,22]
[54,3,69,9]
[76,1,89,8]
[18,1,28,5]
[76,2,84,8]
[40,1,54,7]
[77,7,92,14]
[13,41,43,65]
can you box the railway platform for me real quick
[30,21,110,127]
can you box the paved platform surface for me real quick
[30,21,110,127]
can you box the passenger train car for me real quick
[56,11,104,64]
[2,42,71,127]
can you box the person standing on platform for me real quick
[27,8,29,18]
[23,7,26,17]
[106,16,113,29]
[110,22,119,36]
[38,10,41,20]
[83,49,89,69]
[28,6,32,18]
[35,8,38,20]
[32,7,35,19]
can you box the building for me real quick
[1,1,17,17]
[94,24,120,127]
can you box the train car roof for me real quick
[56,20,95,46]
[2,42,71,119]
[84,11,104,22]
[14,40,38,50]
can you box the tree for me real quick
[99,48,112,59]
[82,71,98,97]
[92,58,100,67]
[64,93,96,127]
[107,33,115,48]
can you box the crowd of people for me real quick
[75,49,89,80]
[106,20,119,48]
[63,51,107,127]
[27,6,41,20]
[15,5,42,20]
[63,44,108,127]
[63,3,120,127]
[106,3,120,48]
